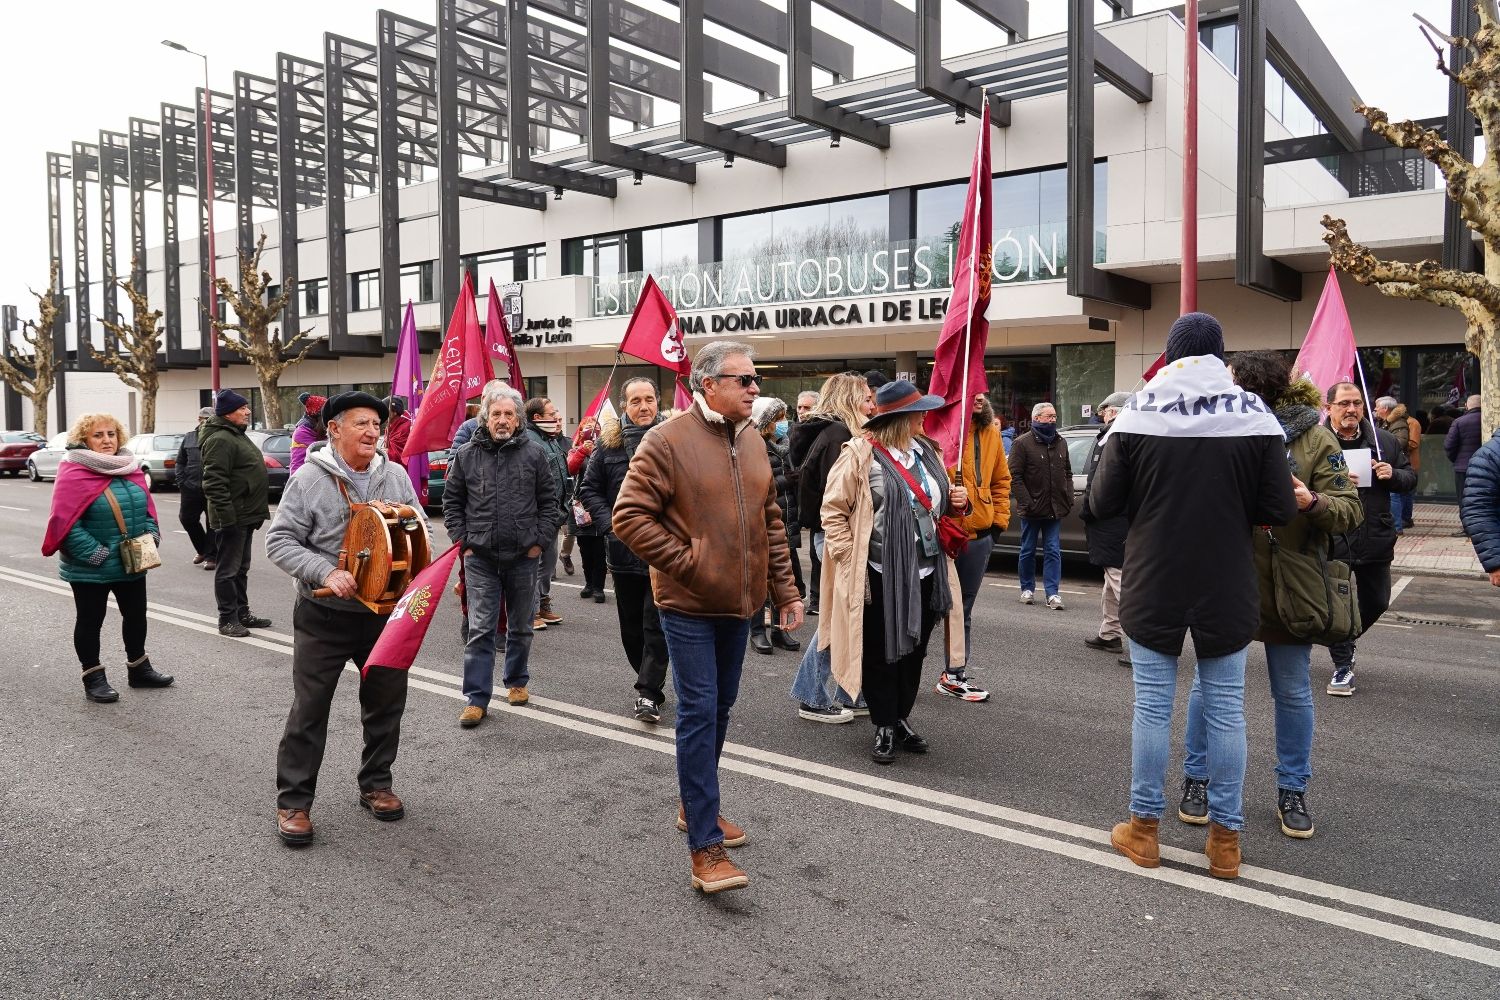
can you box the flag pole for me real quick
[954,91,986,488]
[1351,347,1382,463]
[1181,0,1199,314]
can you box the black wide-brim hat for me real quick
[865,379,945,426]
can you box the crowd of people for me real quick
[39,311,1500,896]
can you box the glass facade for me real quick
[301,278,327,317]
[399,261,436,304]
[720,194,888,263]
[351,270,379,312]
[1052,343,1117,427]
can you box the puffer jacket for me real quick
[1325,418,1417,566]
[199,415,269,530]
[1446,407,1483,473]
[58,477,160,585]
[1080,427,1127,569]
[1460,427,1500,571]
[443,423,560,564]
[792,415,854,535]
[947,420,1011,539]
[1009,428,1074,520]
[578,416,661,575]
[766,434,801,547]
[613,396,799,619]
[174,428,206,491]
[1254,389,1365,645]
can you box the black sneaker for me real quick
[239,612,273,629]
[580,587,594,599]
[1277,789,1315,839]
[219,621,251,638]
[1177,776,1209,826]
[633,697,661,724]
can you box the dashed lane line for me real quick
[2,563,1497,968]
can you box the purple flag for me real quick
[391,300,431,501]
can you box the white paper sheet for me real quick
[1343,447,1372,489]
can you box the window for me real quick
[302,278,327,316]
[640,223,698,275]
[720,194,888,263]
[399,262,435,304]
[1052,343,1115,428]
[466,245,546,288]
[351,271,379,312]
[1200,19,1238,74]
[564,233,628,279]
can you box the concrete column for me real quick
[895,351,920,383]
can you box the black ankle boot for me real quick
[126,655,174,689]
[81,666,119,704]
[872,726,896,764]
[771,627,800,651]
[749,621,772,654]
[895,719,929,754]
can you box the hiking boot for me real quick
[1205,821,1241,878]
[1047,594,1066,611]
[677,806,746,847]
[507,686,529,706]
[1277,788,1315,839]
[633,697,661,724]
[277,808,313,846]
[1327,666,1356,697]
[358,788,405,821]
[690,844,748,894]
[1177,776,1209,825]
[459,705,486,728]
[239,611,273,629]
[531,614,548,631]
[125,655,174,689]
[1019,590,1034,605]
[797,703,854,724]
[1110,815,1160,869]
[561,553,575,575]
[1084,634,1124,653]
[935,669,989,702]
[537,598,562,625]
[218,621,251,638]
[80,666,119,704]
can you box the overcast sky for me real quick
[0,0,1455,324]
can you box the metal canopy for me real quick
[98,129,129,348]
[276,53,328,353]
[585,0,695,184]
[234,72,280,260]
[326,33,386,356]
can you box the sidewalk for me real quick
[1392,503,1483,579]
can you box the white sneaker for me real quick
[1047,595,1065,611]
[1019,590,1034,605]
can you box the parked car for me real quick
[992,425,1102,560]
[247,429,292,497]
[25,433,71,481]
[0,431,47,475]
[125,432,185,490]
[423,448,454,513]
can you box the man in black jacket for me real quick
[1323,382,1418,696]
[201,390,272,637]
[1009,402,1072,609]
[1080,392,1130,660]
[174,407,218,570]
[444,382,560,727]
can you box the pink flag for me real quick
[407,275,492,454]
[484,279,525,387]
[673,375,692,411]
[361,542,462,676]
[1294,267,1357,395]
[391,301,430,498]
[924,100,993,469]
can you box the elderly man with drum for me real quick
[265,391,431,847]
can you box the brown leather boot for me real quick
[277,808,313,846]
[1205,821,1241,879]
[1109,815,1160,869]
[676,805,747,847]
[690,844,748,894]
[359,788,405,821]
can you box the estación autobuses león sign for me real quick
[674,296,955,336]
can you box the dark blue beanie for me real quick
[1164,312,1225,362]
[215,389,249,417]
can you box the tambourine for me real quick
[311,501,431,614]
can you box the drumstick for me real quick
[310,545,349,599]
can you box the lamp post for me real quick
[162,39,220,395]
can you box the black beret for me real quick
[323,391,389,424]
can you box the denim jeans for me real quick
[1389,490,1413,529]
[946,532,994,670]
[789,631,862,710]
[1128,639,1248,830]
[660,610,752,851]
[461,552,539,706]
[1018,517,1062,598]
[1186,642,1313,795]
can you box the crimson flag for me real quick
[362,542,462,676]
[619,275,689,377]
[485,278,525,387]
[923,100,993,469]
[1142,352,1167,382]
[406,275,492,454]
[580,377,613,425]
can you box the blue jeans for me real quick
[1390,490,1413,530]
[461,552,539,706]
[789,631,861,710]
[660,611,752,851]
[1186,642,1313,794]
[1128,639,1248,831]
[1018,517,1061,598]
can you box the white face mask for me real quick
[533,418,561,435]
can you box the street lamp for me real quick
[162,38,221,395]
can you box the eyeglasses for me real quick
[714,373,763,388]
[1330,400,1364,409]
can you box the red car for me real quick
[0,431,46,475]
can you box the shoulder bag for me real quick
[872,443,969,560]
[1263,528,1359,646]
[103,487,162,574]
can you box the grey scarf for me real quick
[62,446,142,477]
[622,416,658,459]
[870,443,953,663]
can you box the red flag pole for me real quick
[1182,0,1199,314]
[954,93,988,488]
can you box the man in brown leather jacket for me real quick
[613,340,802,895]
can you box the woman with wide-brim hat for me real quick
[818,379,970,763]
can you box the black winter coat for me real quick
[765,435,801,546]
[793,416,853,535]
[1088,430,1298,658]
[577,420,658,576]
[1009,429,1074,520]
[1446,408,1484,473]
[1326,419,1418,566]
[1079,428,1126,569]
[1460,427,1500,571]
[526,424,571,534]
[443,424,561,564]
[175,428,206,492]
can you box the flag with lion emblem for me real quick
[362,542,463,676]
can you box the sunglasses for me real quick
[714,373,763,388]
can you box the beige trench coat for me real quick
[817,437,966,698]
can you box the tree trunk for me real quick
[258,371,285,428]
[33,392,49,438]
[139,377,157,434]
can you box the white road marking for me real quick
[1373,622,1413,629]
[987,582,1089,596]
[4,564,1498,968]
[0,504,29,511]
[1389,575,1413,604]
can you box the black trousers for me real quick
[861,570,938,727]
[276,599,409,810]
[214,524,257,624]
[808,545,821,605]
[578,534,608,593]
[70,578,148,669]
[177,487,218,559]
[1329,561,1394,667]
[612,571,669,703]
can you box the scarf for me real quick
[1107,354,1286,441]
[870,442,953,663]
[1031,421,1058,444]
[622,416,658,459]
[42,448,157,557]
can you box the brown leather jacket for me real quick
[613,397,799,619]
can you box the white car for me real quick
[25,433,71,481]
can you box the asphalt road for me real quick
[1,477,1497,999]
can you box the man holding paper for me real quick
[1322,382,1417,697]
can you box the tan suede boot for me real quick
[1110,815,1160,869]
[1205,821,1241,879]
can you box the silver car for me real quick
[125,433,185,490]
[25,433,71,482]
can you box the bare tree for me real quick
[1321,1,1500,434]
[94,258,163,432]
[212,232,313,427]
[0,263,62,437]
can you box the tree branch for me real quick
[1322,215,1500,310]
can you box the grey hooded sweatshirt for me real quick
[265,445,431,613]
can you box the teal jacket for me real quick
[58,479,160,585]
